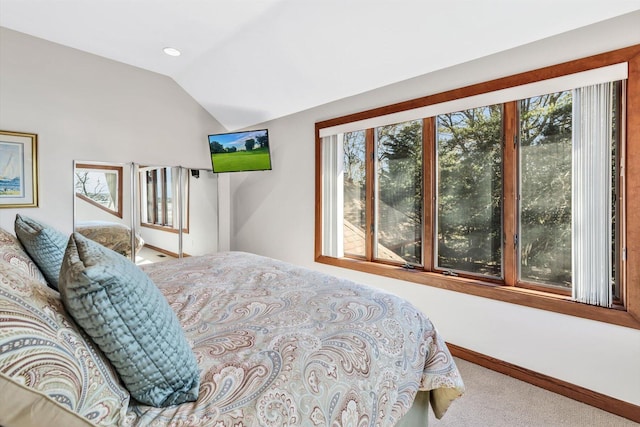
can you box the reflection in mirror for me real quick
[74,162,219,265]
[73,161,140,260]
[136,165,183,264]
[135,166,219,263]
[75,163,123,218]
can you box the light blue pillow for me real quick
[58,232,200,407]
[14,214,68,290]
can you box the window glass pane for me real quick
[343,131,367,257]
[75,168,120,214]
[519,86,619,292]
[519,91,572,287]
[436,106,503,277]
[375,120,423,265]
[145,170,155,224]
[611,83,620,300]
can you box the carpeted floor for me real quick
[428,358,638,426]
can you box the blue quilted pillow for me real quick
[58,232,200,407]
[14,214,68,290]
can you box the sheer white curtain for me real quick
[321,135,344,258]
[572,82,614,307]
[104,171,118,210]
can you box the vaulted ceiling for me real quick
[2,1,639,130]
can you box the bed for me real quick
[0,217,464,427]
[75,220,144,258]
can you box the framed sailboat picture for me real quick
[0,130,38,208]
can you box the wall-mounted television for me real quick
[208,129,272,173]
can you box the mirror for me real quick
[73,161,140,260]
[135,164,183,264]
[74,162,219,265]
[178,168,219,257]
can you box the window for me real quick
[375,120,423,265]
[518,84,620,306]
[518,90,573,288]
[343,130,367,258]
[436,106,502,277]
[75,163,123,218]
[316,45,640,329]
[139,166,189,233]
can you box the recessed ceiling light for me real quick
[163,47,181,57]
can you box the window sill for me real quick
[140,223,189,234]
[315,255,640,330]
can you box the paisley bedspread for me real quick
[124,251,464,426]
[76,220,144,258]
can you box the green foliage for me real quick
[436,106,503,276]
[210,140,224,153]
[256,134,269,148]
[519,92,572,287]
[376,120,423,264]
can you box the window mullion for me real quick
[616,80,627,306]
[503,101,518,286]
[365,128,374,261]
[423,117,435,271]
[625,53,639,319]
[151,170,158,224]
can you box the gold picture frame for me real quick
[0,130,38,208]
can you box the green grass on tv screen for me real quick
[212,147,271,172]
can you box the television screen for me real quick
[208,129,272,173]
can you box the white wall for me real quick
[1,12,639,407]
[229,12,640,406]
[0,28,224,240]
[183,169,220,256]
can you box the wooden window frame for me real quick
[315,44,640,330]
[74,163,123,218]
